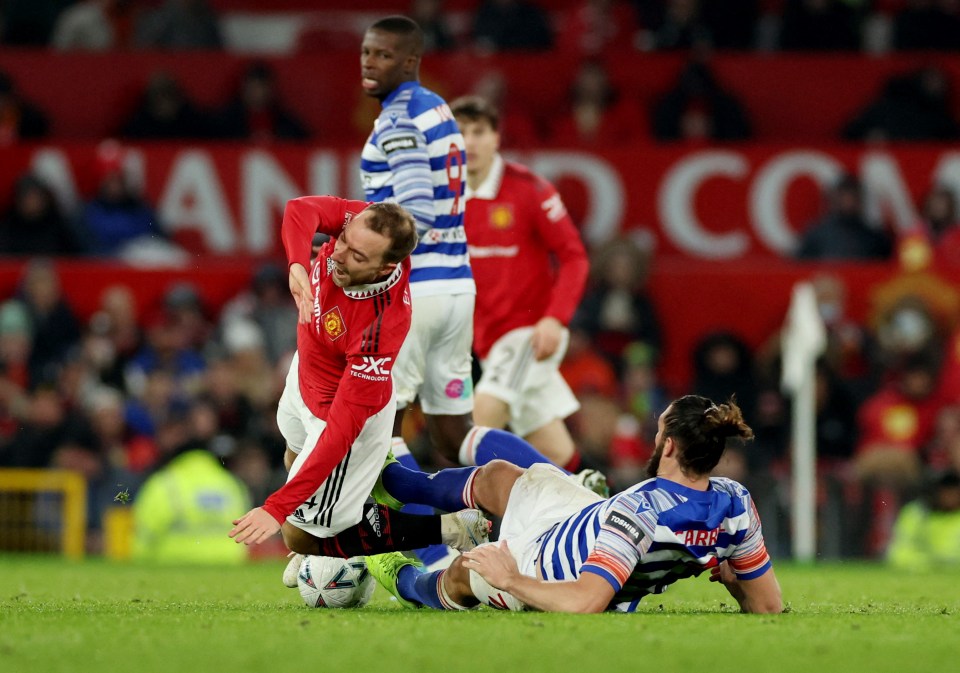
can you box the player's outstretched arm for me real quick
[462,540,615,614]
[710,561,783,614]
[229,507,281,546]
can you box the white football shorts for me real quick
[392,293,475,416]
[476,326,580,437]
[468,463,603,611]
[276,351,394,538]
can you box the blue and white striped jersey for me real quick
[360,81,474,298]
[534,477,772,611]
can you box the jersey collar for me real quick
[466,153,504,200]
[653,477,714,499]
[382,80,419,107]
[338,260,404,299]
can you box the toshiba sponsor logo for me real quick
[351,356,392,381]
[467,245,519,258]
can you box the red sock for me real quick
[563,452,582,473]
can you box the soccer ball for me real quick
[297,555,375,609]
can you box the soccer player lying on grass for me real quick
[365,395,783,614]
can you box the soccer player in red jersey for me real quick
[229,196,487,559]
[451,96,592,474]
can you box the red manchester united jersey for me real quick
[263,195,412,523]
[465,156,589,358]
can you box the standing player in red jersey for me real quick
[229,196,488,559]
[451,96,593,476]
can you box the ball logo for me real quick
[321,306,346,341]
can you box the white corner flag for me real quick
[781,282,827,562]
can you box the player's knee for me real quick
[281,523,316,555]
[446,555,474,596]
[473,460,522,515]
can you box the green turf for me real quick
[0,556,957,673]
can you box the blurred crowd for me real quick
[3,0,960,566]
[3,160,960,564]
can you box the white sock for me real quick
[436,570,471,611]
[391,436,412,458]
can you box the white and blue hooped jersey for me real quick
[361,81,474,298]
[534,477,772,612]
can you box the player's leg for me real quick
[472,391,511,429]
[378,458,523,519]
[523,418,576,468]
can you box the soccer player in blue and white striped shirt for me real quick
[367,395,783,614]
[356,17,568,570]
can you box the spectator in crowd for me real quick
[918,187,960,269]
[120,71,213,140]
[216,62,309,141]
[134,0,222,50]
[855,349,943,552]
[0,70,49,143]
[220,263,297,365]
[700,0,758,50]
[17,260,82,388]
[219,318,274,414]
[843,68,959,143]
[557,0,636,56]
[649,0,712,51]
[85,285,143,392]
[888,469,960,569]
[163,283,213,353]
[572,237,662,376]
[132,418,250,564]
[472,0,553,52]
[470,70,539,146]
[691,331,758,424]
[126,308,206,401]
[50,0,139,51]
[794,174,893,261]
[77,141,167,258]
[0,0,70,46]
[550,60,641,147]
[0,383,77,469]
[410,0,456,51]
[778,0,861,51]
[651,60,752,142]
[811,273,876,398]
[893,0,960,51]
[0,175,83,256]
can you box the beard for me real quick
[644,436,666,480]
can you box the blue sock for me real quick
[392,441,450,566]
[397,565,448,610]
[383,462,478,512]
[465,427,566,472]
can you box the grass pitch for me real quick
[1,556,957,673]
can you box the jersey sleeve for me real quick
[579,502,646,592]
[378,117,435,234]
[727,496,773,579]
[530,177,589,325]
[281,195,370,270]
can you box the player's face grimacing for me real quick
[458,118,500,179]
[329,215,395,288]
[360,30,417,100]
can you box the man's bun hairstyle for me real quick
[664,395,754,476]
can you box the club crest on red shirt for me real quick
[489,205,514,230]
[321,306,346,341]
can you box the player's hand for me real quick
[461,540,519,591]
[229,507,281,545]
[531,317,563,361]
[288,263,312,324]
[710,561,747,600]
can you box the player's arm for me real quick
[379,120,435,234]
[462,540,616,614]
[714,495,783,613]
[229,350,392,545]
[710,561,783,614]
[281,195,370,269]
[530,179,589,360]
